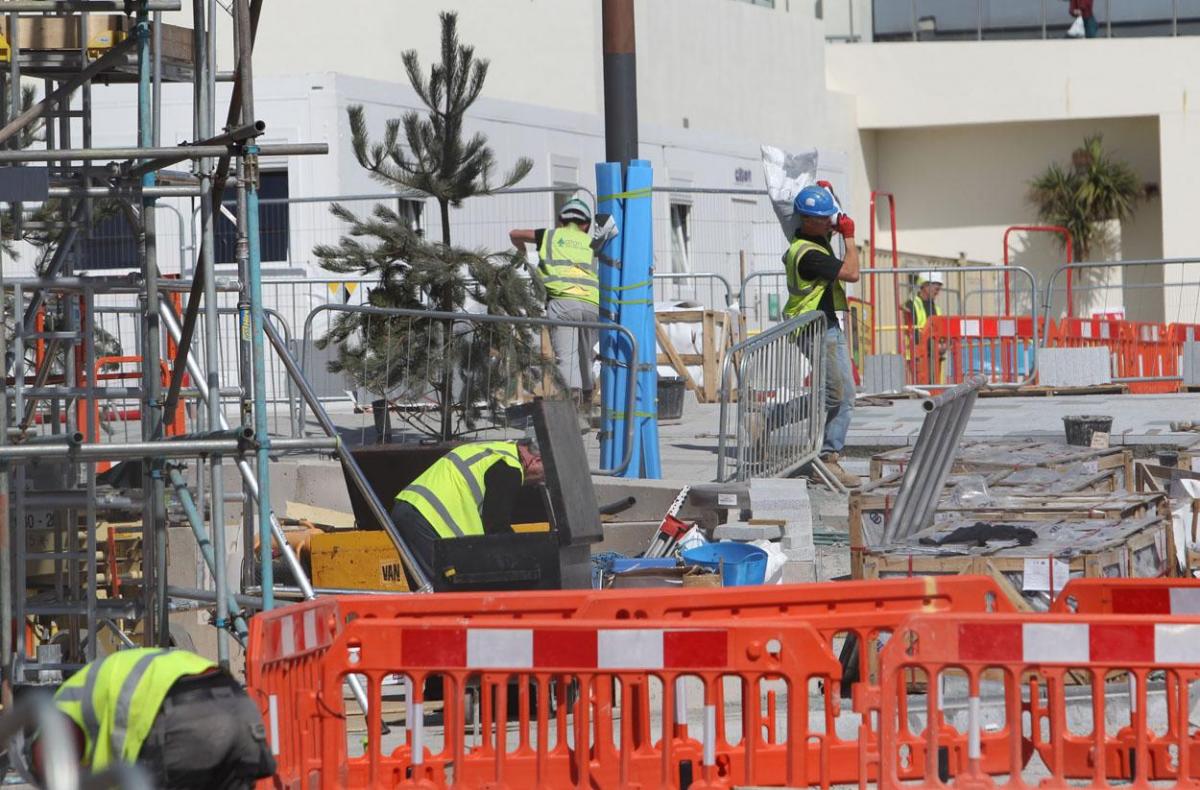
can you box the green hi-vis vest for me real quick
[54,648,216,769]
[782,237,848,319]
[538,226,599,306]
[395,441,524,539]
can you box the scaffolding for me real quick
[0,0,409,701]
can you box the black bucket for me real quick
[371,398,392,444]
[1063,414,1113,447]
[657,376,686,421]
[1158,450,1180,468]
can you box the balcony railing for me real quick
[826,1,1200,43]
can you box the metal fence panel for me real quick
[717,310,827,482]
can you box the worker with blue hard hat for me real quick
[782,181,861,488]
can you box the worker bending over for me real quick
[509,199,603,430]
[901,271,944,382]
[391,440,545,583]
[40,648,274,788]
[783,183,861,488]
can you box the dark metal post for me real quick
[602,0,638,167]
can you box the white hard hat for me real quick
[918,271,944,286]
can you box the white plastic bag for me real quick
[761,145,820,240]
[1066,15,1085,37]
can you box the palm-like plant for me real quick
[1028,134,1142,261]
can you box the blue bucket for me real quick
[681,543,768,587]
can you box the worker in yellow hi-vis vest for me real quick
[783,183,861,488]
[37,648,274,788]
[391,439,545,587]
[510,198,613,431]
[900,271,945,383]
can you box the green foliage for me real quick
[314,206,547,438]
[345,11,533,246]
[1028,134,1142,261]
[317,11,543,439]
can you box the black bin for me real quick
[1063,415,1113,446]
[657,376,686,421]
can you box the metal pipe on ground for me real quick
[881,374,987,544]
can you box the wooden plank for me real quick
[654,317,699,397]
[286,501,355,530]
[702,309,718,403]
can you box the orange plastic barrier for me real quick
[870,612,1200,788]
[248,578,1025,788]
[1053,577,1200,616]
[328,617,840,789]
[912,315,1039,387]
[1049,317,1181,394]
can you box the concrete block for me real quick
[596,520,660,555]
[781,559,816,583]
[749,477,814,562]
[1037,347,1112,387]
[1184,340,1200,387]
[863,354,906,394]
[713,521,784,541]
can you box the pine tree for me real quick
[324,11,536,439]
[346,11,532,248]
[314,203,547,439]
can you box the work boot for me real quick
[571,389,592,434]
[818,452,861,489]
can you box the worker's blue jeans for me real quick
[822,326,855,455]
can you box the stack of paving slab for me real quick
[850,440,1174,609]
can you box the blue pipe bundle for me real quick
[596,160,661,478]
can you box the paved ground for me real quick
[316,391,1200,485]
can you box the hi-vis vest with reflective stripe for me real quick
[538,226,599,306]
[54,648,216,769]
[395,441,524,539]
[782,237,847,318]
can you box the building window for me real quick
[670,203,692,273]
[397,197,424,236]
[216,168,289,264]
[77,205,137,270]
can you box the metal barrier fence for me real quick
[717,310,827,483]
[873,0,1200,42]
[1042,257,1200,325]
[297,304,638,475]
[740,265,1040,389]
[90,301,297,440]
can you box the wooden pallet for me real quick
[855,512,1174,610]
[868,441,1133,485]
[654,310,736,403]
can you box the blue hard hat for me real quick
[793,185,838,218]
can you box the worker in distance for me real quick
[510,198,617,432]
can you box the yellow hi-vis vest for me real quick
[910,295,938,330]
[395,441,524,539]
[54,648,216,769]
[538,226,599,306]
[782,237,847,319]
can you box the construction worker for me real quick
[37,647,275,788]
[783,183,861,488]
[390,439,545,585]
[510,199,600,429]
[901,272,944,382]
